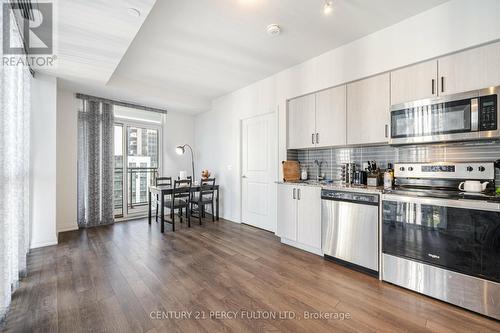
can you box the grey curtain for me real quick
[77,100,115,228]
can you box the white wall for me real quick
[194,0,500,223]
[56,88,79,232]
[162,111,196,179]
[31,73,58,248]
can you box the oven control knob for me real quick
[408,167,414,171]
[478,166,485,172]
[467,166,473,172]
[399,167,405,171]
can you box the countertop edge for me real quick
[275,181,384,194]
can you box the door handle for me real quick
[242,175,247,178]
[293,188,296,199]
[297,188,301,200]
[385,124,389,138]
[316,133,319,144]
[441,76,444,93]
[311,133,315,145]
[431,79,435,95]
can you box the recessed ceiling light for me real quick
[266,24,281,37]
[128,7,141,17]
[323,1,333,15]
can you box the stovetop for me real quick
[384,186,500,203]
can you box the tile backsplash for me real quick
[287,140,500,182]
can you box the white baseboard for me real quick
[280,238,322,256]
[30,239,58,249]
[57,225,79,233]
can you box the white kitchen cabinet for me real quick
[296,186,321,249]
[347,73,390,145]
[277,184,297,241]
[391,60,438,105]
[315,85,346,147]
[438,41,500,96]
[287,94,316,149]
[277,184,322,254]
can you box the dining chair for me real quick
[163,179,192,231]
[190,178,216,225]
[176,176,192,217]
[155,177,172,222]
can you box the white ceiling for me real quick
[51,0,449,114]
[38,0,156,83]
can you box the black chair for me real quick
[155,177,172,222]
[176,176,192,217]
[163,179,192,231]
[190,178,216,225]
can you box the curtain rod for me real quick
[76,93,168,114]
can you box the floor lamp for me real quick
[176,144,195,180]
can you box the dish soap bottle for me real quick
[301,166,308,181]
[384,163,394,190]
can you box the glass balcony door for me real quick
[114,120,161,219]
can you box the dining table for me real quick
[148,183,219,232]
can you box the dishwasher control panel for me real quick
[321,189,379,204]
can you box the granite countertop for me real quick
[276,180,384,193]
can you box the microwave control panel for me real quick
[479,94,497,131]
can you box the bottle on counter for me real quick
[301,166,308,181]
[384,163,394,190]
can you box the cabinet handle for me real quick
[431,79,435,95]
[297,188,301,200]
[293,188,296,199]
[316,133,319,144]
[311,133,315,145]
[441,76,444,93]
[385,124,389,138]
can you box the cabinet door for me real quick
[296,186,321,250]
[287,94,316,149]
[315,85,346,147]
[347,73,390,145]
[438,41,500,96]
[391,60,438,105]
[277,184,297,241]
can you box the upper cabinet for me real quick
[287,85,346,149]
[391,60,438,105]
[438,41,500,96]
[287,94,316,149]
[287,42,500,149]
[315,85,346,147]
[347,73,390,145]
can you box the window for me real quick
[113,106,162,218]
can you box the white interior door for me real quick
[241,113,277,232]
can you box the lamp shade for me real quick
[176,146,185,155]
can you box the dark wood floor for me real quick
[3,217,500,333]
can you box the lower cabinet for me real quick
[277,184,322,254]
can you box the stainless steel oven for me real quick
[382,194,500,320]
[389,86,500,145]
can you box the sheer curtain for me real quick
[77,99,115,227]
[0,4,32,321]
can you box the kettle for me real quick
[458,181,489,193]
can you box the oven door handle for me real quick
[382,194,500,212]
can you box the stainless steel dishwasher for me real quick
[321,189,379,275]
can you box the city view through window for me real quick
[114,117,160,217]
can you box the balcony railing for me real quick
[113,167,158,216]
[127,167,158,209]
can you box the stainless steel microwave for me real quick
[389,86,500,145]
